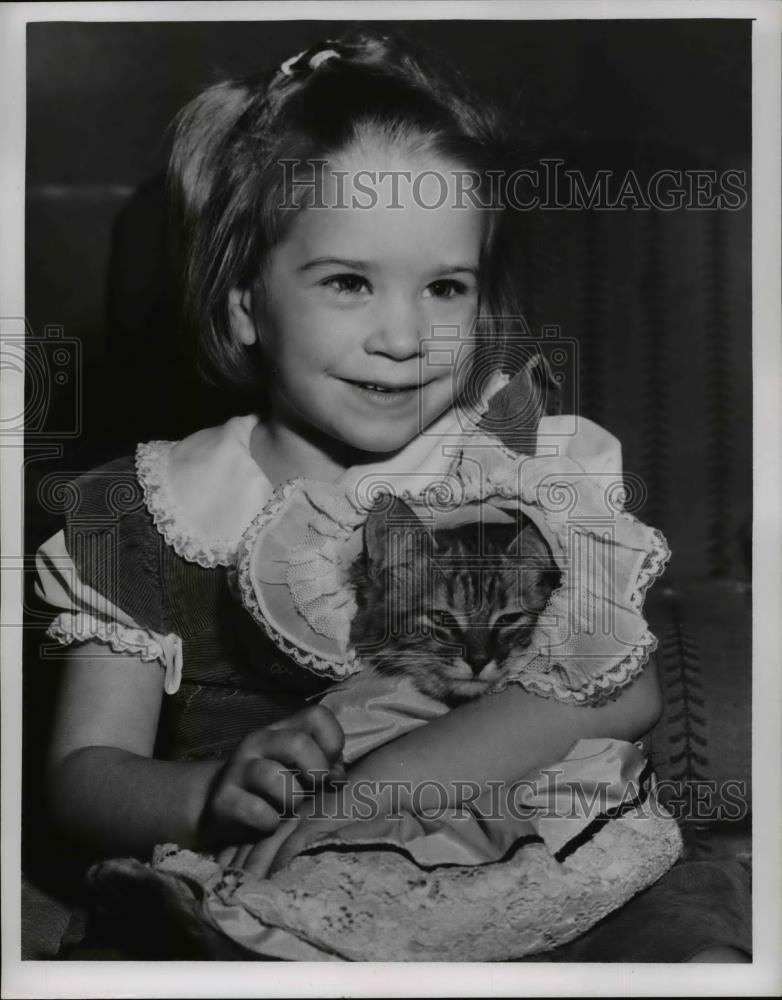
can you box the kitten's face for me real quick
[349,498,560,706]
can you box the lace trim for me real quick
[486,508,669,707]
[46,611,184,694]
[135,440,239,569]
[239,476,670,688]
[496,634,659,707]
[236,480,361,681]
[288,536,359,645]
[626,520,672,611]
[144,800,683,961]
[232,402,671,690]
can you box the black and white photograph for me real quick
[1,1,780,996]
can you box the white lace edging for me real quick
[46,611,183,694]
[494,633,659,707]
[486,511,669,707]
[627,521,672,611]
[135,440,239,569]
[237,476,672,689]
[143,795,683,961]
[236,480,361,681]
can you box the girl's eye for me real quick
[322,274,370,295]
[423,279,468,300]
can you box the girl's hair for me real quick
[168,30,528,399]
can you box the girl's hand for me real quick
[262,811,346,876]
[214,815,301,875]
[221,804,352,879]
[216,772,361,878]
[199,705,346,848]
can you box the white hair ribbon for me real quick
[280,50,306,77]
[309,49,339,69]
[280,46,340,77]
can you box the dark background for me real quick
[21,15,752,935]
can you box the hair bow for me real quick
[280,44,340,77]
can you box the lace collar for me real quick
[135,414,273,569]
[133,372,512,570]
[134,367,611,572]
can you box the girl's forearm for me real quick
[49,662,661,864]
[47,746,222,858]
[265,662,663,876]
[339,661,663,814]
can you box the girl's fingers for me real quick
[261,730,334,789]
[216,842,256,869]
[217,783,285,836]
[241,755,308,815]
[268,705,346,764]
[240,817,301,878]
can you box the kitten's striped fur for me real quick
[349,497,561,705]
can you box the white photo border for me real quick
[2,1,780,996]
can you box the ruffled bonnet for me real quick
[236,365,671,708]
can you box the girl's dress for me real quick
[34,373,751,961]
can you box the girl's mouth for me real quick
[341,378,429,405]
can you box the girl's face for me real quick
[232,142,485,459]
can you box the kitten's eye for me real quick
[421,610,461,643]
[431,609,461,632]
[494,611,528,629]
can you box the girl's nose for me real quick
[366,296,424,360]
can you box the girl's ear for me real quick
[228,287,258,346]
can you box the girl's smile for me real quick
[229,140,486,482]
[339,378,434,405]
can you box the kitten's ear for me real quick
[478,353,562,454]
[508,521,551,562]
[363,495,434,578]
[508,522,560,613]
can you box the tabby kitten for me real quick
[349,496,561,706]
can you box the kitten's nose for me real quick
[468,651,494,675]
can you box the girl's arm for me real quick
[46,642,345,858]
[345,658,663,812]
[47,643,219,856]
[255,659,663,875]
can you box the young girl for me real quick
[36,31,749,961]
